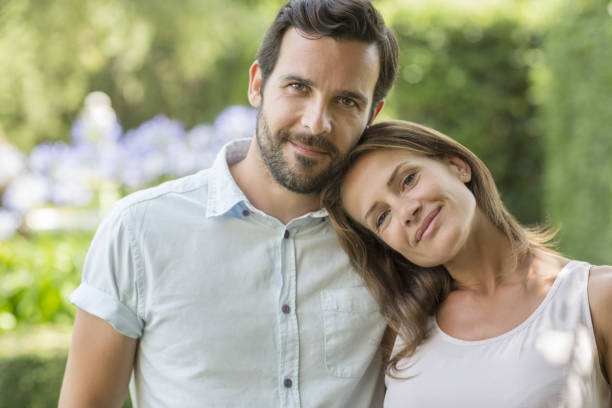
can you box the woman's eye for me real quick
[402,172,416,189]
[375,210,389,230]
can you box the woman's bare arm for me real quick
[588,265,612,390]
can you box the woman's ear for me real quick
[444,155,471,183]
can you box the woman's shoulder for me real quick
[586,263,612,385]
[588,264,612,310]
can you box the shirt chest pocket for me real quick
[320,286,387,378]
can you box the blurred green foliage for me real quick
[0,0,548,224]
[0,354,69,408]
[384,14,542,223]
[0,0,610,328]
[0,354,131,407]
[0,232,91,331]
[0,0,273,151]
[1,0,611,405]
[538,0,612,264]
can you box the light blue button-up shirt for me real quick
[70,139,387,408]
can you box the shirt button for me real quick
[283,378,293,388]
[281,304,290,314]
[242,209,250,217]
[284,230,290,239]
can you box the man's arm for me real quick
[59,309,138,408]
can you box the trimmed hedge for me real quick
[538,0,612,263]
[385,14,543,225]
[0,353,132,407]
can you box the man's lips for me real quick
[415,207,441,243]
[288,141,328,157]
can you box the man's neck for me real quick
[229,138,322,225]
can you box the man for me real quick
[59,1,398,406]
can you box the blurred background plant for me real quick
[0,0,610,406]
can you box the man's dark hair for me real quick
[256,0,399,118]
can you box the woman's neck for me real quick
[444,213,528,295]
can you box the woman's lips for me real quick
[415,207,441,243]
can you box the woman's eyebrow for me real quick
[387,161,410,187]
[364,201,382,225]
[362,161,410,223]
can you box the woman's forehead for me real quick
[348,148,428,174]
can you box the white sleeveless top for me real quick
[384,261,611,407]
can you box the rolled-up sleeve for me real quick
[70,202,145,339]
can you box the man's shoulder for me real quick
[108,169,212,222]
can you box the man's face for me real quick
[248,28,382,194]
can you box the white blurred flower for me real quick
[51,180,94,207]
[71,91,122,150]
[0,143,26,188]
[0,209,21,241]
[2,173,50,213]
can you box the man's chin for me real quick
[275,169,330,195]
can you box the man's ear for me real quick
[248,61,263,108]
[444,155,472,183]
[368,100,385,125]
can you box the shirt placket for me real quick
[278,227,301,408]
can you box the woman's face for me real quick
[341,148,477,267]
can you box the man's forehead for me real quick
[272,28,380,94]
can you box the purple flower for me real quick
[213,105,257,142]
[29,143,99,205]
[116,115,186,188]
[2,173,50,214]
[29,142,73,176]
[50,180,94,207]
[178,124,221,175]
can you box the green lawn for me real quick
[0,326,131,408]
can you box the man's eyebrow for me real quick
[279,75,368,105]
[362,161,410,224]
[280,75,314,87]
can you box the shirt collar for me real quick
[206,138,329,220]
[206,138,251,217]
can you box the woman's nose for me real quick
[398,198,421,225]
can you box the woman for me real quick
[322,120,611,407]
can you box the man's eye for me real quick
[290,83,306,91]
[375,210,389,230]
[339,97,357,107]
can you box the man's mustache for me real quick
[280,131,340,157]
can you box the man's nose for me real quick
[300,98,332,134]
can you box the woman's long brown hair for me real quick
[321,120,556,377]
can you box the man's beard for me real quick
[255,110,342,194]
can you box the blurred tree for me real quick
[537,0,612,263]
[384,12,543,224]
[0,0,271,152]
